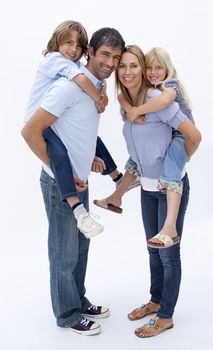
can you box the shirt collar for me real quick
[80,65,103,91]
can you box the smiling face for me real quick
[146,56,167,85]
[87,45,122,80]
[117,51,142,94]
[58,30,83,61]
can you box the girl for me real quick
[94,47,195,248]
[24,20,124,238]
[113,45,200,337]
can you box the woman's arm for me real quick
[177,118,202,158]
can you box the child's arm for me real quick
[40,53,102,105]
[96,80,108,112]
[119,89,177,122]
[73,74,101,102]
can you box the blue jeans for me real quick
[140,173,190,319]
[40,168,92,327]
[161,132,188,182]
[43,128,117,201]
[126,132,187,183]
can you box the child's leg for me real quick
[96,136,123,183]
[43,128,104,238]
[94,157,140,212]
[43,128,80,206]
[149,133,187,245]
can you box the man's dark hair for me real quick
[89,27,125,54]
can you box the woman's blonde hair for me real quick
[145,47,190,107]
[43,20,88,58]
[115,45,151,107]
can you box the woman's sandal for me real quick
[93,198,123,214]
[147,233,180,249]
[128,302,159,321]
[135,317,174,338]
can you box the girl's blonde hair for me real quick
[43,20,88,58]
[115,45,151,107]
[145,47,190,107]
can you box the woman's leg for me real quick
[136,176,189,336]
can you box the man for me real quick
[21,27,125,336]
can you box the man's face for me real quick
[87,45,122,80]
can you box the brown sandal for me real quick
[128,302,159,321]
[135,317,174,338]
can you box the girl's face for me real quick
[117,52,142,92]
[59,30,83,61]
[146,56,167,85]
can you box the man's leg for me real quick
[40,168,89,327]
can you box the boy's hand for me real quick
[91,156,106,173]
[96,93,108,113]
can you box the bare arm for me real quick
[21,108,57,167]
[177,118,202,158]
[119,89,176,122]
[73,74,101,102]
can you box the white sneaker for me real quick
[77,213,104,239]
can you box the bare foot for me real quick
[149,226,177,244]
[135,317,174,338]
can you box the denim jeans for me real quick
[43,128,78,201]
[140,173,190,319]
[160,132,188,182]
[40,168,92,327]
[43,128,117,201]
[95,136,117,175]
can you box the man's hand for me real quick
[91,156,106,173]
[74,176,88,192]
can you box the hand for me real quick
[96,93,108,113]
[74,176,88,192]
[126,106,140,121]
[91,156,106,173]
[134,115,146,124]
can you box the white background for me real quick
[1,0,213,349]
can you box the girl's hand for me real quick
[126,106,141,121]
[134,115,146,124]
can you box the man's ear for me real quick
[87,47,95,59]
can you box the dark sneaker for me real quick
[67,317,101,336]
[82,305,110,319]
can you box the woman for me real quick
[116,45,201,337]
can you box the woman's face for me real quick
[117,52,142,92]
[146,56,167,85]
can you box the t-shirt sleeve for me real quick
[40,79,74,117]
[38,52,82,80]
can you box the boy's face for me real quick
[87,45,122,80]
[59,30,82,61]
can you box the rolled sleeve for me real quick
[155,101,186,130]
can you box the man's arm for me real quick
[21,107,57,167]
[177,118,202,158]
